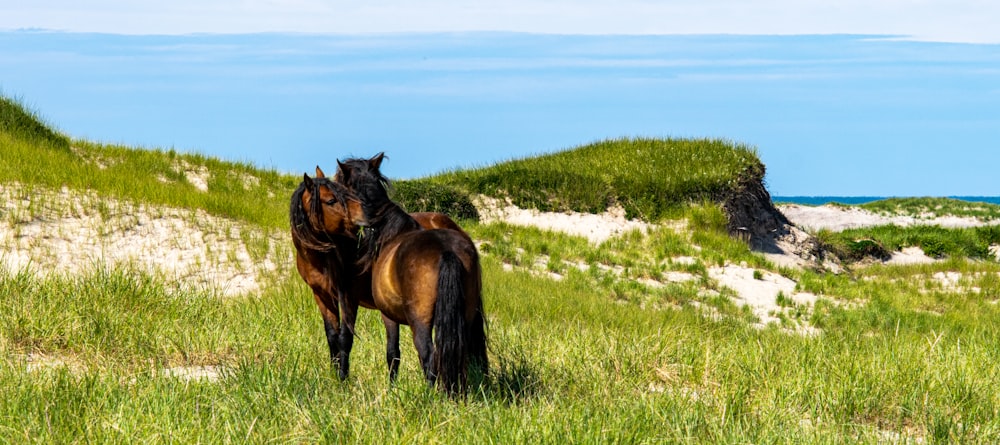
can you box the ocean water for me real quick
[772,196,1000,206]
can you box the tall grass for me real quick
[4,255,1000,442]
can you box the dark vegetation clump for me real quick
[391,180,479,221]
[816,236,892,262]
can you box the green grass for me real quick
[817,224,1000,262]
[5,93,1000,442]
[1,137,296,230]
[5,258,1000,442]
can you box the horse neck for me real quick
[369,201,421,245]
[354,199,418,272]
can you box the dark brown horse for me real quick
[290,167,367,380]
[336,153,487,395]
[291,166,473,381]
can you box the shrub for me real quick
[391,180,479,221]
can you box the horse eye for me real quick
[325,198,338,205]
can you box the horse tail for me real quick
[467,261,488,379]
[433,250,467,396]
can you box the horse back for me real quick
[411,212,474,244]
[373,229,481,326]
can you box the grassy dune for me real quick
[3,95,1000,443]
[431,137,761,220]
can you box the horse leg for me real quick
[323,318,340,365]
[336,298,359,381]
[382,314,401,382]
[411,322,436,388]
[313,291,342,374]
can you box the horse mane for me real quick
[338,157,421,273]
[289,176,355,252]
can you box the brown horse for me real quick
[291,166,472,381]
[337,153,487,396]
[290,167,367,380]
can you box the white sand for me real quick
[475,195,652,244]
[1,183,281,296]
[707,264,819,333]
[777,204,994,232]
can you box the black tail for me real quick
[467,262,488,379]
[433,251,467,396]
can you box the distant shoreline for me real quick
[772,196,1000,206]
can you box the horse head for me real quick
[292,168,366,250]
[336,152,392,216]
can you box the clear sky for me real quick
[2,1,998,196]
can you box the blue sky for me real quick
[1,1,999,196]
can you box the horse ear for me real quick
[337,160,351,182]
[315,165,326,179]
[303,173,314,189]
[369,152,385,170]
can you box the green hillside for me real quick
[425,137,762,220]
[4,95,1000,443]
[1,95,766,227]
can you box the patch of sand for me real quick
[708,264,820,334]
[778,204,1000,266]
[162,365,224,382]
[17,352,226,384]
[174,160,210,192]
[778,204,994,232]
[23,352,86,374]
[474,195,652,244]
[886,246,937,265]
